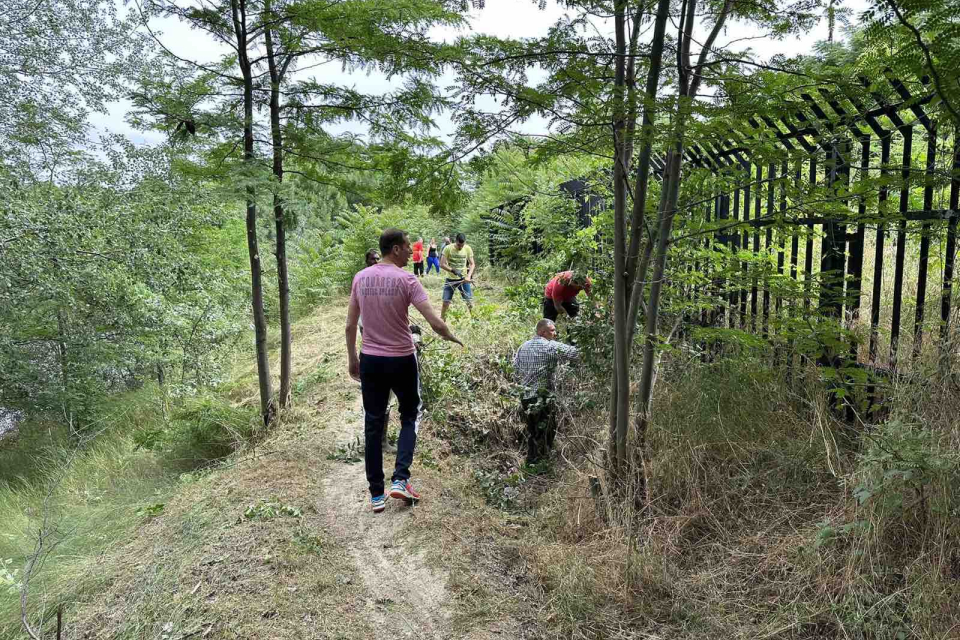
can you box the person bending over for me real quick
[513,319,579,465]
[346,229,463,513]
[440,232,475,321]
[542,270,592,322]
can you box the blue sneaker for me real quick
[371,494,386,513]
[389,479,421,502]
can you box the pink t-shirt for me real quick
[351,263,428,357]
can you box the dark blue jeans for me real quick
[359,353,421,497]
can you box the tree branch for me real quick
[689,0,734,98]
[883,0,960,125]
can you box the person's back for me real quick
[514,335,579,397]
[346,228,463,512]
[513,319,578,463]
[352,262,423,357]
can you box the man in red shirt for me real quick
[411,237,425,278]
[542,270,592,322]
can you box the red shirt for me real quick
[412,240,424,262]
[544,271,592,303]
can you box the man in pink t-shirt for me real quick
[346,228,463,512]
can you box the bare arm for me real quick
[552,293,568,316]
[440,250,457,276]
[345,295,361,380]
[413,298,463,346]
[467,251,476,280]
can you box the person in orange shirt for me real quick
[411,236,425,278]
[542,270,592,321]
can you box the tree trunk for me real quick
[608,0,670,484]
[610,0,631,479]
[265,25,292,409]
[624,0,671,293]
[56,308,75,436]
[634,147,681,447]
[632,0,734,500]
[233,0,273,426]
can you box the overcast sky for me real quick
[94,0,868,148]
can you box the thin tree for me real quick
[232,0,275,424]
[263,11,293,409]
[136,0,275,424]
[632,0,735,495]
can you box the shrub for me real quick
[133,394,256,467]
[290,203,448,314]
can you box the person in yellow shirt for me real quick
[439,232,475,320]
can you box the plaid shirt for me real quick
[513,336,579,398]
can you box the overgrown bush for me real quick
[133,393,256,467]
[290,203,449,313]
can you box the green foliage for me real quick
[327,435,364,464]
[0,0,145,179]
[0,142,249,429]
[133,394,256,466]
[0,387,194,633]
[136,503,166,519]
[290,202,447,311]
[243,498,303,521]
[0,560,21,596]
[461,145,608,268]
[472,468,521,511]
[858,0,960,126]
[853,416,960,524]
[292,531,325,554]
[419,346,472,409]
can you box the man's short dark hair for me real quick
[536,319,555,335]
[455,232,466,243]
[365,249,380,263]
[380,228,408,255]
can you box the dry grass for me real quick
[401,279,960,639]
[65,449,372,640]
[6,272,960,640]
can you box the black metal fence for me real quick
[485,74,959,372]
[684,75,959,371]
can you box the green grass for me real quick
[4,272,960,638]
[0,386,256,637]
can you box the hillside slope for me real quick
[1,278,535,640]
[7,275,959,639]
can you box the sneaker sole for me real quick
[373,503,386,513]
[389,488,419,503]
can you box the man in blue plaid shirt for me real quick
[513,319,579,464]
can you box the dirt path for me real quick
[308,296,513,640]
[40,299,523,640]
[317,391,455,639]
